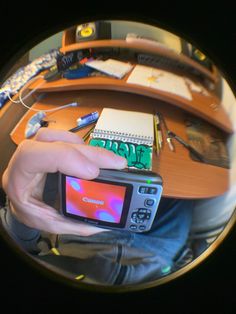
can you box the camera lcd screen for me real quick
[61,175,133,227]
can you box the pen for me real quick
[82,125,95,141]
[158,113,175,152]
[153,115,160,156]
[69,120,97,133]
[166,137,175,152]
[168,131,205,162]
[69,111,99,133]
[155,113,163,149]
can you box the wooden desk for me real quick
[29,74,233,133]
[10,90,230,199]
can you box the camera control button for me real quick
[139,225,146,231]
[138,186,149,194]
[146,212,151,220]
[131,212,138,218]
[137,213,146,219]
[138,208,148,214]
[145,199,155,207]
[139,208,151,220]
[148,187,157,195]
[138,186,158,195]
[131,212,138,223]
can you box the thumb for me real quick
[3,139,127,200]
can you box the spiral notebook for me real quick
[91,108,154,145]
[89,108,154,170]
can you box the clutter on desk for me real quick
[24,102,79,138]
[158,113,175,152]
[53,49,95,80]
[45,49,95,81]
[24,111,47,138]
[69,111,99,132]
[157,112,206,162]
[56,49,91,72]
[63,64,95,79]
[136,53,216,91]
[185,115,230,168]
[85,58,134,79]
[57,47,134,80]
[126,33,175,52]
[43,65,62,81]
[0,49,60,109]
[184,77,210,96]
[168,130,205,162]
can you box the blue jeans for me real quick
[53,197,194,284]
[1,192,194,285]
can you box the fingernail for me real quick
[87,164,99,176]
[115,155,127,167]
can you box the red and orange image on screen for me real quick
[65,177,127,223]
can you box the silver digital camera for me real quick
[60,168,163,233]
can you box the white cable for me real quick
[7,75,45,105]
[6,74,79,112]
[19,89,78,112]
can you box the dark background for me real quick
[0,1,236,312]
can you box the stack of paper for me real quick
[85,58,133,79]
[127,64,192,100]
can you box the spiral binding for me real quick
[92,129,153,146]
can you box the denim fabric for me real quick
[122,198,194,283]
[55,198,194,285]
[1,173,194,285]
[0,204,41,253]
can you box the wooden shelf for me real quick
[10,90,230,199]
[26,27,232,133]
[61,27,217,84]
[29,75,233,134]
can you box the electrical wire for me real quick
[7,75,44,108]
[6,74,79,112]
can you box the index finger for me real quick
[3,140,127,197]
[34,128,84,144]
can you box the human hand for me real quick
[2,128,127,236]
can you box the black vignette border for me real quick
[0,1,236,312]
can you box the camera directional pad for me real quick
[131,208,151,223]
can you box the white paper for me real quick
[127,65,192,100]
[85,59,133,79]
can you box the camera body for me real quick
[60,169,163,233]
